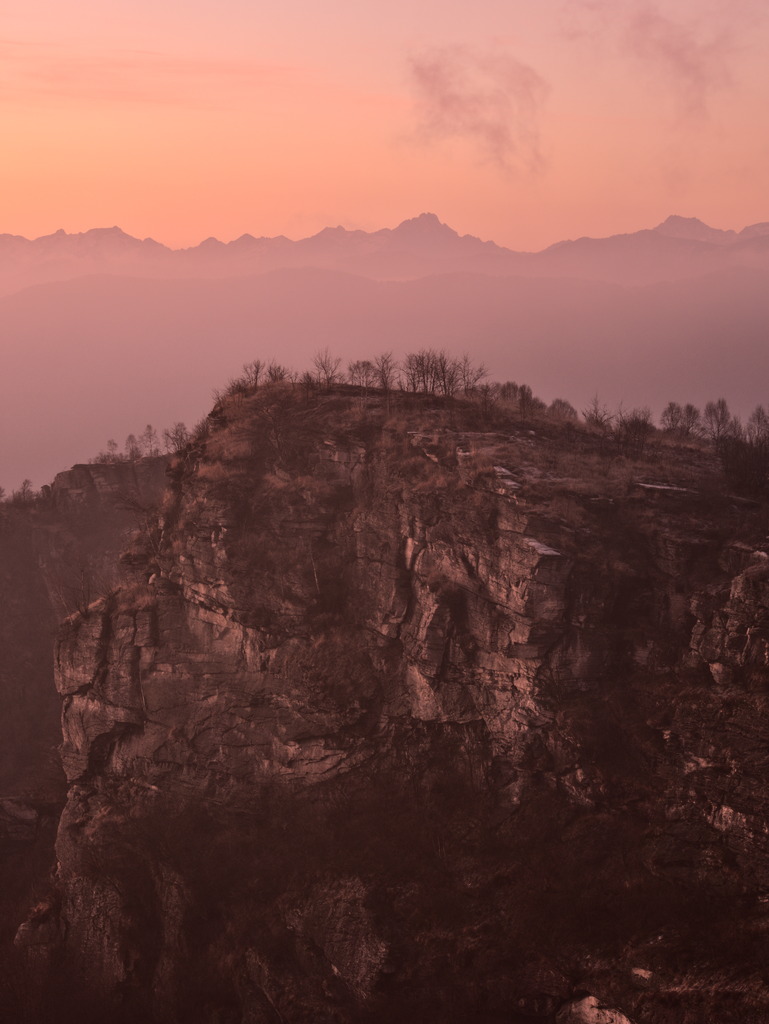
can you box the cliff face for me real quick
[0,459,168,1011]
[49,458,170,512]
[0,457,169,794]
[17,390,769,1024]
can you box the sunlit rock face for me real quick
[15,386,769,1023]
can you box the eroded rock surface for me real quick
[13,389,769,1023]
[0,457,169,1017]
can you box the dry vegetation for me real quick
[178,358,741,532]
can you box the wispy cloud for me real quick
[408,46,548,173]
[561,0,765,115]
[624,3,733,114]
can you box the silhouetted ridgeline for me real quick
[48,347,769,501]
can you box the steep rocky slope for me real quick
[0,458,168,1011]
[0,457,169,788]
[13,387,769,1023]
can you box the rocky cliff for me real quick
[12,388,769,1023]
[0,458,168,1012]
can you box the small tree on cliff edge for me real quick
[374,352,397,392]
[163,422,191,454]
[141,425,160,457]
[313,348,341,388]
[125,434,141,459]
[11,479,35,504]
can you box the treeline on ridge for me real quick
[5,347,769,502]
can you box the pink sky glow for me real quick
[2,0,769,250]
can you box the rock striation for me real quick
[11,388,769,1023]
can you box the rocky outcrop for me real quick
[0,457,170,790]
[14,389,769,1023]
[556,996,635,1024]
[0,458,170,1021]
[50,457,169,512]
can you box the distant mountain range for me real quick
[2,212,769,492]
[2,213,769,295]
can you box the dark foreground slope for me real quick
[12,386,769,1023]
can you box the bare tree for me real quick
[548,398,578,421]
[400,352,422,393]
[374,352,397,392]
[661,402,683,433]
[401,349,452,394]
[300,370,318,403]
[499,382,520,404]
[47,553,118,618]
[163,422,191,454]
[518,384,536,419]
[11,479,36,504]
[125,434,141,459]
[191,417,211,443]
[614,406,654,457]
[90,438,126,464]
[241,359,265,388]
[393,348,486,400]
[433,350,461,397]
[477,383,499,419]
[348,360,376,389]
[459,353,488,393]
[747,405,769,443]
[313,348,341,387]
[582,395,614,431]
[266,361,290,383]
[680,403,703,438]
[141,424,160,457]
[704,399,732,444]
[662,401,703,439]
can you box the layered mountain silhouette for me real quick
[3,213,769,295]
[2,212,769,492]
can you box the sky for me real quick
[2,0,769,251]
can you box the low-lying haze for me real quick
[2,212,768,492]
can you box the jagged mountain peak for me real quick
[83,225,131,237]
[657,214,713,230]
[653,214,737,244]
[392,212,458,237]
[32,225,163,250]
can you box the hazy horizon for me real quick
[2,205,769,492]
[5,209,769,252]
[4,0,769,491]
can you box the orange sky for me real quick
[2,0,769,249]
